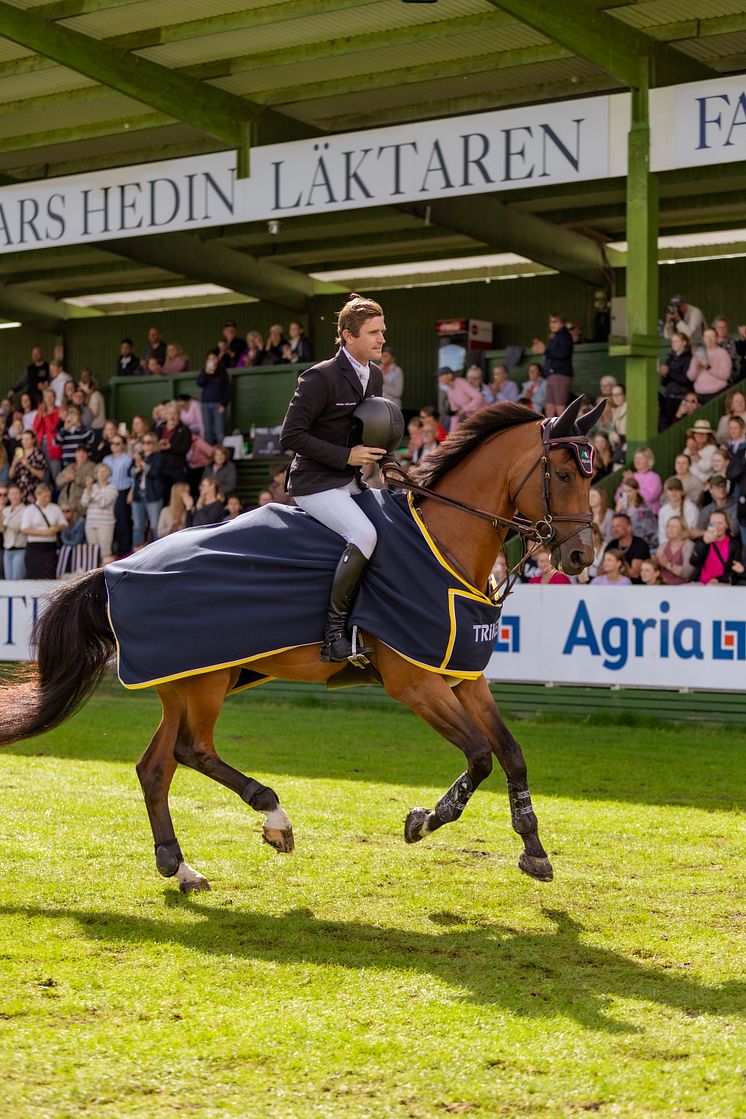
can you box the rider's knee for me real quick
[353,523,377,560]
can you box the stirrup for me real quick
[348,625,371,668]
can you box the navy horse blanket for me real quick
[105,489,502,690]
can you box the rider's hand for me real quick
[348,445,386,467]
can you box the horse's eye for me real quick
[555,470,573,484]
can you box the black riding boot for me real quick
[321,544,375,663]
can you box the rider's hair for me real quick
[336,293,383,346]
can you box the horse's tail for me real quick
[0,569,115,746]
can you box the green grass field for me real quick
[0,685,744,1119]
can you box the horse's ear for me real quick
[550,396,584,437]
[575,398,607,435]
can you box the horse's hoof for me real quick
[404,807,429,844]
[178,875,211,894]
[518,852,554,881]
[263,825,295,853]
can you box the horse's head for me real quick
[512,397,606,575]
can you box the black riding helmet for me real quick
[352,397,405,453]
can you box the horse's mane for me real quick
[412,402,538,488]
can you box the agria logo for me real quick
[492,616,520,653]
[563,600,746,671]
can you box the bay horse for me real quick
[0,398,602,892]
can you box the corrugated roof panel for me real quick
[0,91,148,139]
[62,0,275,38]
[614,0,746,28]
[677,30,746,59]
[0,67,97,104]
[0,37,38,62]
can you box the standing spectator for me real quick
[129,433,163,548]
[265,324,286,364]
[686,419,718,483]
[591,548,631,586]
[284,321,314,363]
[177,393,204,440]
[56,406,96,468]
[56,444,96,514]
[202,444,236,498]
[183,477,225,527]
[220,320,247,367]
[712,315,738,372]
[9,430,47,502]
[663,294,706,341]
[47,359,71,406]
[70,387,93,429]
[18,392,37,432]
[157,481,190,538]
[143,326,167,366]
[163,342,190,373]
[437,368,484,430]
[14,346,49,404]
[127,414,151,456]
[528,548,571,585]
[692,475,738,540]
[485,362,520,404]
[521,362,547,412]
[691,510,742,584]
[379,346,404,409]
[657,478,698,541]
[103,434,134,557]
[236,330,268,368]
[687,328,731,402]
[669,451,704,505]
[33,389,62,481]
[532,312,573,418]
[589,486,614,543]
[0,434,8,488]
[93,419,119,464]
[716,389,746,442]
[655,516,695,585]
[659,332,692,427]
[116,338,140,376]
[21,483,66,578]
[197,354,231,445]
[606,512,650,583]
[156,402,191,500]
[608,383,627,461]
[2,484,26,579]
[78,370,106,432]
[80,464,118,564]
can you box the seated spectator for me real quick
[715,391,746,443]
[592,433,614,483]
[723,414,746,465]
[589,486,614,543]
[484,362,520,404]
[157,481,190,538]
[18,392,37,431]
[658,478,698,542]
[686,418,718,483]
[202,444,236,498]
[78,370,106,432]
[156,402,192,500]
[608,383,627,461]
[267,463,292,506]
[130,433,163,548]
[184,477,225,527]
[465,364,488,402]
[197,353,231,445]
[607,512,650,583]
[221,320,247,367]
[48,359,71,407]
[418,405,447,442]
[521,362,547,413]
[58,501,86,548]
[163,342,190,373]
[80,464,118,565]
[528,547,571,585]
[687,328,731,402]
[265,324,286,364]
[56,406,96,468]
[236,331,268,368]
[669,451,704,505]
[569,322,583,345]
[577,524,607,584]
[655,516,695,585]
[615,476,657,549]
[21,483,66,578]
[144,356,167,378]
[639,557,664,585]
[257,489,273,507]
[599,374,617,399]
[532,311,573,418]
[591,548,631,586]
[659,331,692,427]
[117,338,140,377]
[692,474,737,540]
[33,388,62,480]
[663,294,705,341]
[691,510,742,584]
[284,321,313,364]
[127,414,152,456]
[103,433,134,558]
[152,401,168,429]
[2,483,26,579]
[224,494,244,519]
[712,315,738,373]
[438,368,484,430]
[412,416,440,464]
[379,346,404,409]
[400,416,424,463]
[9,430,47,502]
[710,447,733,491]
[56,444,96,514]
[143,326,166,367]
[672,390,701,426]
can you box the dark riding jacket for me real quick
[280,349,386,497]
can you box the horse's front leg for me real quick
[381,659,493,844]
[456,675,552,881]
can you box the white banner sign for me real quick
[486,585,746,692]
[0,581,56,660]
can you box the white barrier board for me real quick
[0,581,57,661]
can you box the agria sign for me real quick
[562,600,746,671]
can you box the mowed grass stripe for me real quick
[0,691,744,1119]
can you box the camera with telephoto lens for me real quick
[667,300,682,317]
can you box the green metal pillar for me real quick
[616,61,659,452]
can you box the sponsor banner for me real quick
[486,585,746,691]
[0,581,56,660]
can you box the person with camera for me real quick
[663,294,706,341]
[691,510,743,584]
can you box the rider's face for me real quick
[345,316,385,365]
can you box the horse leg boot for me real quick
[320,544,374,663]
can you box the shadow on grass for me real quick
[0,900,742,1035]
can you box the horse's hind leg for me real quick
[136,685,211,893]
[173,671,294,853]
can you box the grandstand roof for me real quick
[0,0,745,325]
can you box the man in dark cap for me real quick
[663,294,706,341]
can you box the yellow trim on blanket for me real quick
[116,642,314,691]
[379,640,482,680]
[230,675,276,696]
[406,492,492,603]
[441,587,495,672]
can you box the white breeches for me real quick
[294,480,378,559]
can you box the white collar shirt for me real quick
[342,347,370,393]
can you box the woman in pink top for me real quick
[615,446,662,512]
[437,368,484,430]
[162,343,190,373]
[528,548,571,585]
[687,327,732,402]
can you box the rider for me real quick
[280,294,399,663]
